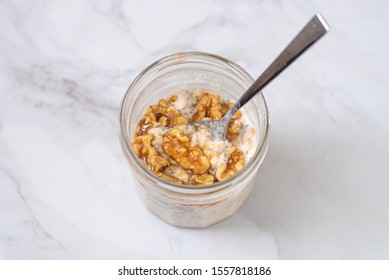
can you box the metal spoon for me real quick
[195,14,330,140]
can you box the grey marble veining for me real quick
[0,0,388,259]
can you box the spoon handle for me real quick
[235,14,329,109]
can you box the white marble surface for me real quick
[1,0,388,259]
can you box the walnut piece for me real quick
[221,102,243,140]
[191,94,243,140]
[221,101,242,120]
[192,92,223,121]
[135,119,154,136]
[163,166,190,183]
[193,174,214,185]
[149,97,186,127]
[149,155,170,172]
[132,134,170,172]
[227,119,242,140]
[163,128,211,174]
[216,150,245,181]
[156,171,182,183]
[132,134,154,158]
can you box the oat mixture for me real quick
[132,90,256,185]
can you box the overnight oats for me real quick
[132,90,257,185]
[119,52,269,228]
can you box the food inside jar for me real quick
[131,90,256,185]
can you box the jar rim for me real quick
[119,51,269,192]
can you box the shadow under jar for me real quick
[119,52,269,228]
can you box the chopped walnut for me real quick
[162,128,189,158]
[155,115,167,126]
[216,150,245,181]
[135,119,154,136]
[163,166,190,183]
[220,102,243,140]
[132,134,154,158]
[156,171,182,183]
[221,101,242,120]
[220,101,243,140]
[227,119,242,140]
[167,107,187,126]
[163,129,211,174]
[167,95,177,103]
[149,156,170,172]
[225,146,236,155]
[132,134,170,172]
[179,149,211,175]
[144,108,157,124]
[192,92,223,121]
[143,97,187,127]
[193,174,214,185]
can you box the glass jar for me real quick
[119,52,269,228]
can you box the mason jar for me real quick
[119,52,269,228]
